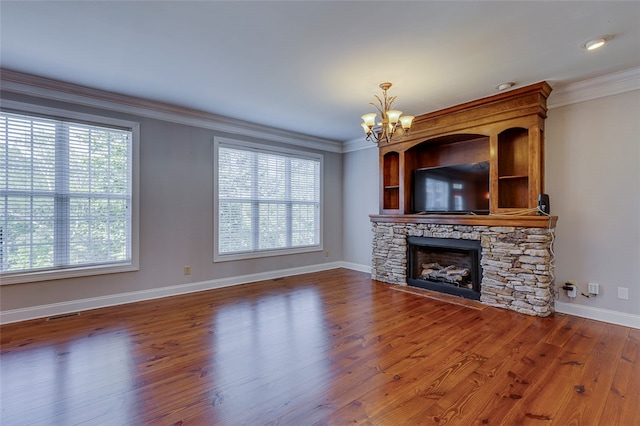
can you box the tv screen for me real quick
[412,162,490,214]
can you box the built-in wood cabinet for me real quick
[378,82,552,215]
[496,127,530,209]
[381,151,400,212]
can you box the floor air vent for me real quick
[46,312,81,321]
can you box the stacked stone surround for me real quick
[371,222,556,317]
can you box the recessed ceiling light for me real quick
[583,37,607,51]
[496,82,515,91]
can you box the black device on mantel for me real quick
[538,193,550,215]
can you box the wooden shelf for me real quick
[382,152,400,211]
[383,186,400,210]
[497,128,529,177]
[498,177,529,209]
[498,175,528,180]
[370,213,557,228]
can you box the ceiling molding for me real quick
[2,67,637,154]
[343,67,640,153]
[0,69,343,153]
[342,138,376,153]
[548,67,640,109]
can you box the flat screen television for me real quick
[412,162,490,214]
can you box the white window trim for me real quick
[213,136,323,262]
[0,100,140,285]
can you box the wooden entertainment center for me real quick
[377,81,553,223]
[370,82,558,316]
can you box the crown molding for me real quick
[548,67,640,109]
[342,137,377,153]
[0,69,343,153]
[3,67,638,153]
[344,68,640,152]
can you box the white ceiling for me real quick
[1,1,639,144]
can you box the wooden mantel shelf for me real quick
[370,214,558,228]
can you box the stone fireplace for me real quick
[371,219,556,317]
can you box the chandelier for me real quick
[361,82,414,144]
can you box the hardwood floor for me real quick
[1,269,638,425]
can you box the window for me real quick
[0,106,138,284]
[214,138,321,261]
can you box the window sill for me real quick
[214,245,322,263]
[0,263,139,285]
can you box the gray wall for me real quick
[342,147,378,267]
[0,91,343,311]
[545,90,639,316]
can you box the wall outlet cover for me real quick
[617,287,629,300]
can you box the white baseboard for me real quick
[0,261,347,324]
[4,264,636,329]
[340,261,371,274]
[555,301,640,329]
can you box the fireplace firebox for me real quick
[407,236,482,300]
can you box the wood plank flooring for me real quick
[1,268,638,425]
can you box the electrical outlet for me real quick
[565,280,577,298]
[588,282,599,295]
[618,287,629,300]
[325,250,329,257]
[183,265,191,275]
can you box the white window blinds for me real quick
[0,111,133,274]
[217,143,321,257]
